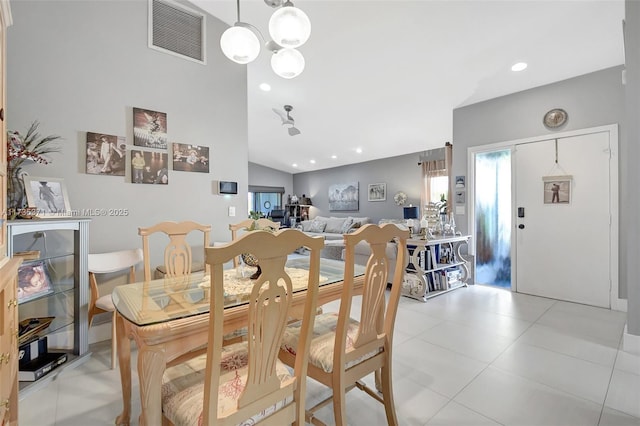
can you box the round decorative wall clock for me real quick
[543,108,568,129]
[393,191,407,206]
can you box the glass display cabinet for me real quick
[7,218,90,395]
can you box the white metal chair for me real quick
[88,248,144,369]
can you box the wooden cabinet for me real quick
[7,218,90,396]
[0,259,20,426]
[402,235,471,302]
[0,2,18,424]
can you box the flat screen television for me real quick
[217,180,238,195]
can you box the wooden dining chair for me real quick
[138,221,211,281]
[279,223,409,426]
[88,248,144,369]
[229,218,281,267]
[161,228,324,426]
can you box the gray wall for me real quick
[7,1,248,266]
[293,151,423,223]
[248,162,294,204]
[452,66,633,327]
[623,0,639,336]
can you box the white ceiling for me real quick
[192,0,625,174]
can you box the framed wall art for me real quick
[86,132,126,176]
[328,182,359,211]
[131,149,169,185]
[368,183,386,202]
[23,176,71,217]
[133,107,167,149]
[543,175,572,204]
[172,143,210,173]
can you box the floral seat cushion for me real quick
[281,312,381,373]
[162,342,293,426]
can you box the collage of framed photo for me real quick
[85,132,126,176]
[130,149,169,185]
[133,107,168,150]
[172,143,210,173]
[81,107,212,187]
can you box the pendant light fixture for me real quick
[268,0,311,48]
[271,47,305,79]
[220,0,261,64]
[219,0,310,79]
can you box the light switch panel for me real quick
[228,206,236,217]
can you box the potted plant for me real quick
[7,121,62,218]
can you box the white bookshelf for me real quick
[402,235,472,302]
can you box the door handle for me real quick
[518,224,525,229]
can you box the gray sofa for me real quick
[297,216,370,260]
[296,216,371,240]
[298,217,408,284]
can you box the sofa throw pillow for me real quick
[324,217,347,234]
[299,220,313,232]
[349,217,370,228]
[308,219,327,233]
[340,218,354,234]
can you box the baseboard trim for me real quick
[623,324,640,355]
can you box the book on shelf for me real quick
[19,336,48,366]
[19,351,67,382]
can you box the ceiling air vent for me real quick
[149,0,206,64]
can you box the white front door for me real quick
[514,131,614,308]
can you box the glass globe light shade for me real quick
[271,48,305,79]
[268,5,311,48]
[220,25,261,64]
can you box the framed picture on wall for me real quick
[86,132,126,176]
[543,175,572,204]
[328,182,359,211]
[368,183,386,201]
[131,149,169,184]
[133,107,168,149]
[172,143,210,173]
[23,176,71,217]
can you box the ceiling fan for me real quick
[272,105,301,136]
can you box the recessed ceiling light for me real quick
[356,148,362,154]
[331,155,337,159]
[310,159,316,164]
[511,62,527,72]
[259,83,271,91]
[292,163,298,168]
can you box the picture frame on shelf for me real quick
[23,176,71,217]
[17,260,54,303]
[368,183,386,202]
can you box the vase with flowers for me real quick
[7,121,62,219]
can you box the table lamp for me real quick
[403,205,419,235]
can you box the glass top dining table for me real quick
[112,256,365,327]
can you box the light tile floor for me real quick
[19,285,640,426]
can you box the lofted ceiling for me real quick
[192,0,625,174]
